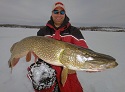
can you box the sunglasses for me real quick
[53,10,65,15]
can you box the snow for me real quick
[0,27,125,92]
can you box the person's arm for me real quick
[71,27,88,48]
[37,27,46,36]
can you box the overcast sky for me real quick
[0,0,125,27]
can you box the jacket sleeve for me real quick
[37,27,46,36]
[71,27,88,48]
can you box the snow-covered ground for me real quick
[0,27,125,92]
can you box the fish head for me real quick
[77,48,118,71]
[60,46,118,72]
[81,58,118,72]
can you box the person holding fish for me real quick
[27,2,88,92]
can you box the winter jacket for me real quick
[37,15,88,49]
[35,15,88,92]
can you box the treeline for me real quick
[0,24,43,29]
[78,26,125,32]
[0,24,124,32]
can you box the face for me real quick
[52,7,65,27]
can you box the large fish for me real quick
[8,36,118,85]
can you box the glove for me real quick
[27,59,56,90]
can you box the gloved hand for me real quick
[27,59,56,90]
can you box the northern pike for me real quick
[8,36,118,85]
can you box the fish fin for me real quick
[32,52,38,62]
[61,67,68,86]
[26,51,31,62]
[12,58,20,67]
[68,69,76,74]
[8,58,19,73]
[8,58,20,68]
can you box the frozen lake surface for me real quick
[0,27,125,92]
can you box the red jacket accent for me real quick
[46,23,70,40]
